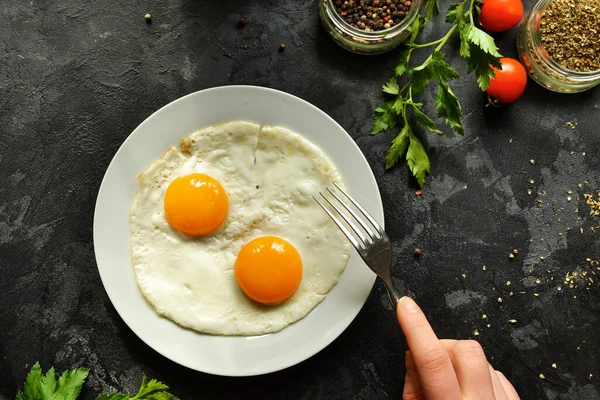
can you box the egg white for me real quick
[130,121,351,336]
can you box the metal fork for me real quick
[314,183,400,309]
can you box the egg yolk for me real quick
[235,236,303,304]
[164,173,228,236]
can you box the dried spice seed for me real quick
[279,43,286,52]
[239,16,247,26]
[333,0,412,32]
[145,13,152,22]
[414,248,421,256]
[584,193,600,216]
[509,319,517,324]
[552,363,557,368]
[539,373,545,379]
[540,0,600,72]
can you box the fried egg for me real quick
[130,121,350,336]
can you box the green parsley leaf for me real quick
[425,0,440,20]
[382,77,400,95]
[445,3,464,24]
[97,376,179,400]
[466,46,502,90]
[467,26,501,58]
[410,63,433,96]
[435,82,464,135]
[462,24,502,89]
[385,125,410,170]
[395,49,413,77]
[17,362,89,400]
[392,96,406,115]
[17,362,43,400]
[431,52,460,82]
[458,22,471,58]
[413,106,442,134]
[372,101,397,135]
[406,131,431,188]
[409,15,427,43]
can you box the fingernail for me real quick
[399,296,419,313]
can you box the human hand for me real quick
[396,296,520,400]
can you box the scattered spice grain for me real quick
[145,13,152,22]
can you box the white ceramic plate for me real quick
[93,86,383,376]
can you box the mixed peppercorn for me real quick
[333,0,413,32]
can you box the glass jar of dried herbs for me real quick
[319,0,422,55]
[518,0,600,93]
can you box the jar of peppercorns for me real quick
[319,0,422,55]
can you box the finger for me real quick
[403,351,425,400]
[445,340,495,400]
[495,370,521,400]
[488,365,509,400]
[396,297,461,399]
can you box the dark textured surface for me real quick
[1,0,599,399]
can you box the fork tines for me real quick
[313,183,384,250]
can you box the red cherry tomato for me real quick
[479,0,524,32]
[485,58,527,104]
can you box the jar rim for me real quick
[529,0,600,79]
[323,0,423,40]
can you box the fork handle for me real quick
[382,277,401,309]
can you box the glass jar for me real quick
[319,0,423,55]
[517,0,600,93]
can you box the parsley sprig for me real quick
[17,362,179,400]
[372,0,502,187]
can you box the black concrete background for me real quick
[1,0,599,399]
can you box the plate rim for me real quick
[93,85,384,376]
